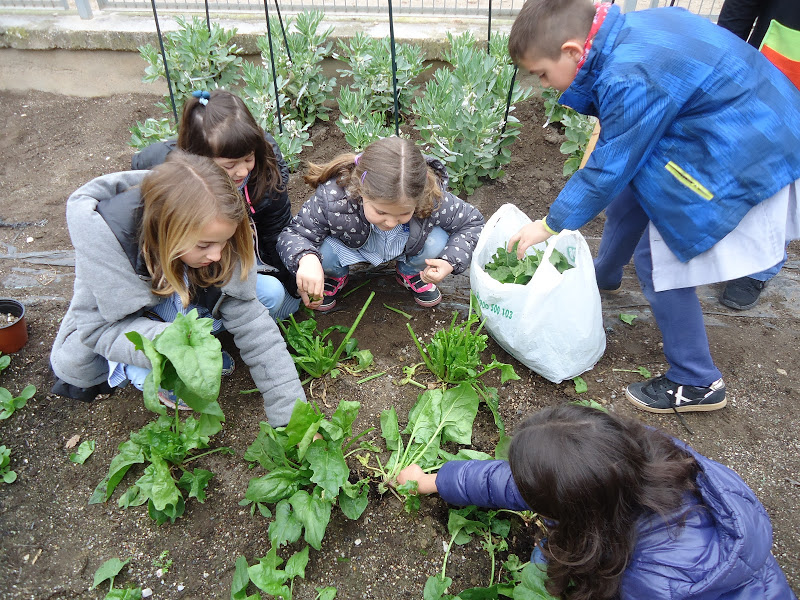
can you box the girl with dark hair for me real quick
[277,136,484,311]
[398,404,795,599]
[131,89,299,321]
[50,152,305,425]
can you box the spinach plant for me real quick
[0,352,36,421]
[483,241,573,285]
[413,32,532,195]
[89,310,230,524]
[132,16,244,149]
[405,298,519,440]
[365,384,488,512]
[1,443,16,484]
[424,507,536,599]
[279,292,375,382]
[232,550,338,600]
[92,557,142,600]
[335,32,428,124]
[542,86,597,177]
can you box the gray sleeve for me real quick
[277,191,330,273]
[430,193,485,275]
[216,273,306,426]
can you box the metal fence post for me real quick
[75,0,93,19]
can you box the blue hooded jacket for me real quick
[436,444,796,599]
[548,5,800,262]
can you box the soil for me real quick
[1,89,798,600]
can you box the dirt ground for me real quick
[0,89,798,600]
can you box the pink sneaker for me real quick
[317,275,348,311]
[395,269,442,307]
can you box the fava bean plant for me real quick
[413,32,533,195]
[542,86,597,177]
[131,16,244,150]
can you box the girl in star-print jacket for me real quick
[277,137,485,311]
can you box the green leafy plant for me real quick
[152,550,173,575]
[1,444,16,484]
[413,32,533,195]
[89,311,230,524]
[423,508,537,599]
[69,439,95,464]
[92,557,142,600]
[129,117,177,151]
[241,61,313,172]
[279,292,375,382]
[139,16,243,116]
[0,352,36,420]
[242,399,372,536]
[335,86,395,152]
[236,400,370,598]
[572,376,588,394]
[335,31,428,123]
[613,366,652,378]
[483,241,574,285]
[366,384,488,512]
[542,86,597,177]
[133,16,244,147]
[405,298,519,439]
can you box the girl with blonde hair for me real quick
[51,151,305,424]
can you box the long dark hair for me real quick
[508,405,699,600]
[178,89,283,204]
[303,137,442,218]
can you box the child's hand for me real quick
[296,254,325,308]
[396,464,439,495]
[507,221,553,259]
[421,259,454,285]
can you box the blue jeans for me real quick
[318,226,450,278]
[256,274,300,321]
[594,187,722,386]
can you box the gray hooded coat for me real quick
[50,170,305,426]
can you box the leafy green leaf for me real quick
[619,313,637,325]
[315,587,337,600]
[69,439,96,464]
[104,588,143,600]
[268,499,303,547]
[339,479,369,520]
[92,557,130,589]
[177,468,214,502]
[231,555,251,600]
[245,468,302,505]
[423,574,453,600]
[90,440,145,504]
[514,562,558,599]
[572,377,588,394]
[284,545,310,580]
[289,489,332,551]
[307,440,348,497]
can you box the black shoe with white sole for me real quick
[626,375,726,413]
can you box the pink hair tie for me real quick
[360,171,367,184]
[354,153,362,165]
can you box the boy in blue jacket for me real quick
[397,404,797,600]
[506,0,800,414]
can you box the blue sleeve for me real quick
[436,460,530,511]
[547,76,678,233]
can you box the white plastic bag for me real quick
[469,204,605,383]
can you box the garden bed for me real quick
[0,89,798,599]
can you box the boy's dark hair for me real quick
[509,0,596,62]
[508,404,699,600]
[178,89,283,205]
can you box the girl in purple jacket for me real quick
[398,404,795,600]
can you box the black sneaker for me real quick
[626,375,726,413]
[395,269,442,307]
[221,350,235,376]
[720,277,765,310]
[316,275,348,312]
